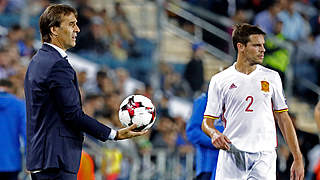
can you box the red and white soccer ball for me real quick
[119,95,156,131]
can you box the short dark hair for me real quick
[232,23,266,51]
[39,4,77,43]
[10,24,22,32]
[0,79,12,88]
[96,70,107,79]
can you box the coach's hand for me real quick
[211,131,231,150]
[115,124,148,140]
[290,157,304,180]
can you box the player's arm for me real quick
[314,100,320,131]
[274,111,304,180]
[202,75,230,150]
[201,116,230,150]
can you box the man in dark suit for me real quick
[24,4,146,180]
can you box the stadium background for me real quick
[0,0,320,179]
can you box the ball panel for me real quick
[119,110,131,127]
[119,95,156,131]
[119,95,132,109]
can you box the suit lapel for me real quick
[42,44,83,107]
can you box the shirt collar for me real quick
[44,42,68,58]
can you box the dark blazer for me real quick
[24,44,111,173]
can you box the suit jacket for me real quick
[186,93,224,179]
[24,44,111,173]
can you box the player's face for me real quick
[55,13,80,50]
[243,34,265,65]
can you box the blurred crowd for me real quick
[0,0,196,179]
[0,0,320,179]
[173,0,320,104]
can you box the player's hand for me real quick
[115,124,148,140]
[210,131,231,150]
[290,158,304,180]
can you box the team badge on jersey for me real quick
[261,81,269,92]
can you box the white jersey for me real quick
[204,64,288,152]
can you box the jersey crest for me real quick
[261,81,269,92]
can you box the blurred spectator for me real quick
[112,2,141,59]
[115,67,145,98]
[313,35,320,61]
[5,0,26,14]
[277,0,308,42]
[83,93,104,118]
[0,24,24,48]
[276,112,319,179]
[28,0,50,16]
[8,63,26,99]
[175,116,193,155]
[77,70,88,88]
[0,47,15,79]
[186,93,224,180]
[184,42,205,96]
[0,79,26,180]
[99,92,122,127]
[293,33,319,102]
[150,115,178,150]
[74,16,109,55]
[75,0,95,30]
[209,0,229,17]
[0,0,7,14]
[277,144,291,179]
[315,100,320,132]
[309,14,320,36]
[254,0,282,35]
[314,160,320,180]
[158,61,173,91]
[165,70,190,98]
[84,69,114,95]
[18,27,36,58]
[158,62,190,98]
[231,9,249,25]
[77,151,95,180]
[174,115,193,179]
[143,83,154,100]
[292,114,319,178]
[156,93,170,118]
[263,19,289,85]
[112,2,135,40]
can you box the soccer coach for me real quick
[24,4,146,179]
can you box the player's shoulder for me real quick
[210,65,234,81]
[258,65,279,77]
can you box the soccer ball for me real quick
[119,95,156,131]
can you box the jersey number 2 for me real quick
[245,96,254,112]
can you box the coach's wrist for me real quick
[115,130,118,140]
[108,129,118,140]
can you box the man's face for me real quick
[242,34,265,65]
[55,13,80,50]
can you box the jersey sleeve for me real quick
[204,76,223,119]
[272,72,288,112]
